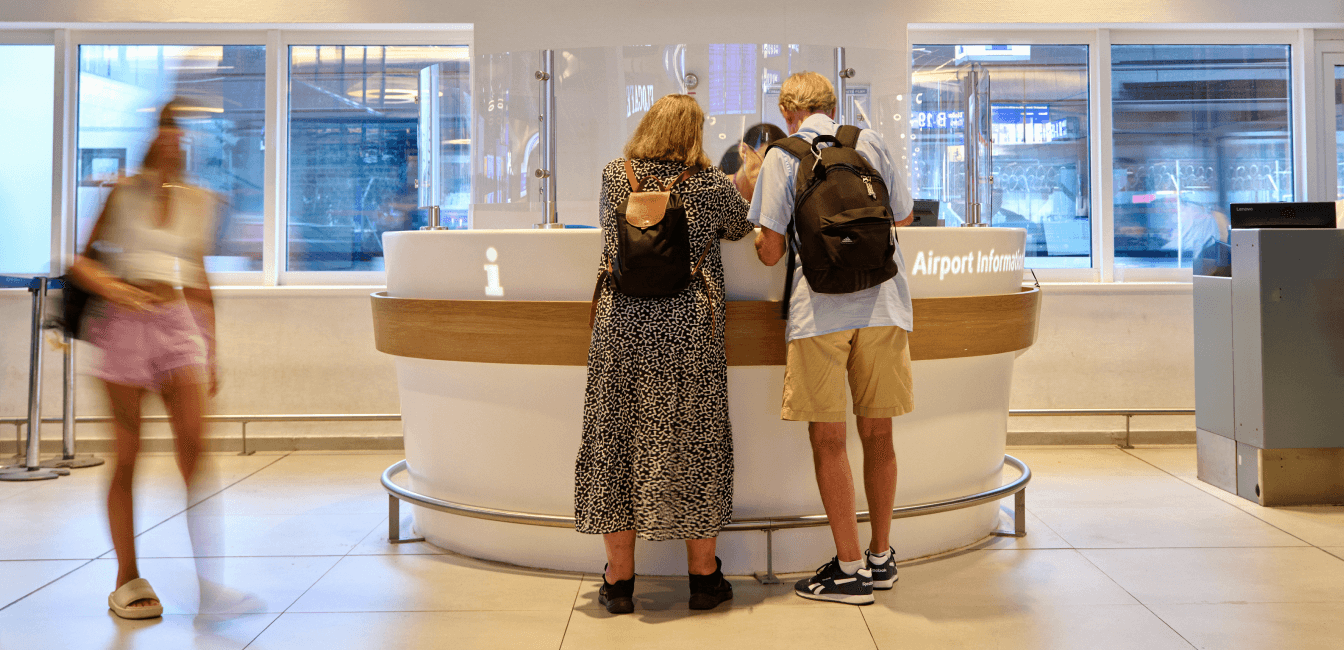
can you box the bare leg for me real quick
[161,370,205,486]
[685,538,718,575]
[603,530,636,582]
[162,369,236,613]
[106,381,157,610]
[809,422,862,562]
[856,416,896,554]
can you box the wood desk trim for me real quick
[371,287,1040,366]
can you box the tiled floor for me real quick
[3,446,1344,649]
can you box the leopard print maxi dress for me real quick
[574,158,754,541]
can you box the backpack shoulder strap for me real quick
[835,125,863,149]
[668,165,701,190]
[765,135,813,162]
[623,159,640,191]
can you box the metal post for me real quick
[388,494,424,544]
[962,67,982,226]
[534,49,564,229]
[834,47,854,126]
[41,336,104,469]
[754,528,781,585]
[239,421,254,456]
[1,278,66,481]
[993,488,1028,538]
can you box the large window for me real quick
[0,45,54,275]
[911,45,1092,268]
[286,45,469,272]
[76,45,267,273]
[1111,45,1293,269]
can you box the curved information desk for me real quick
[373,227,1039,575]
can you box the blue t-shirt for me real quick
[747,114,915,341]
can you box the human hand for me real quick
[103,281,159,311]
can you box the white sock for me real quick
[868,549,891,564]
[838,558,865,575]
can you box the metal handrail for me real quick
[380,455,1030,582]
[1009,408,1193,416]
[4,414,401,457]
[380,455,1030,532]
[1,408,1194,428]
[1007,408,1194,448]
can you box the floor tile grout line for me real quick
[0,558,97,613]
[241,500,391,648]
[1,455,299,611]
[1120,448,1324,550]
[858,603,882,649]
[1001,503,1076,550]
[92,452,297,561]
[557,573,587,650]
[1071,546,1201,650]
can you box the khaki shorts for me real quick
[781,326,914,422]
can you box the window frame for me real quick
[909,25,1322,284]
[277,30,474,286]
[29,24,473,288]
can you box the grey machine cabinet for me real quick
[1195,228,1344,506]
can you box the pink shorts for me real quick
[86,300,209,392]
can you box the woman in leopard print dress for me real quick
[574,95,752,612]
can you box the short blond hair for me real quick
[778,72,836,115]
[623,94,713,168]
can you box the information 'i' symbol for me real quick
[484,247,504,297]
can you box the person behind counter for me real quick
[718,122,787,201]
[574,93,753,614]
[748,72,916,606]
[69,101,237,619]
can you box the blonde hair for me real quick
[778,72,836,114]
[623,94,713,168]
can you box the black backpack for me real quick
[767,125,898,317]
[606,160,711,298]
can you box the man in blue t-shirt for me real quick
[748,71,915,606]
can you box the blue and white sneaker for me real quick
[865,547,898,590]
[793,557,874,605]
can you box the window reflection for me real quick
[76,44,266,273]
[911,45,1091,269]
[287,45,469,271]
[1111,44,1293,269]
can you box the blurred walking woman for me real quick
[575,94,753,614]
[70,101,218,619]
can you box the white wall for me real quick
[4,0,1335,447]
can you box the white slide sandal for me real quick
[108,577,164,620]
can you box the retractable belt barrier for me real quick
[1,275,103,482]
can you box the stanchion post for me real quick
[1,278,67,481]
[42,334,104,469]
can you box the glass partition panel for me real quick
[471,44,874,229]
[76,45,266,273]
[0,45,54,275]
[472,49,541,225]
[287,45,469,271]
[1336,64,1343,200]
[1111,44,1292,269]
[911,44,1091,268]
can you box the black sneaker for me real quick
[793,557,874,605]
[598,566,635,614]
[688,556,733,610]
[865,547,898,590]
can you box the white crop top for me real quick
[94,175,217,289]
